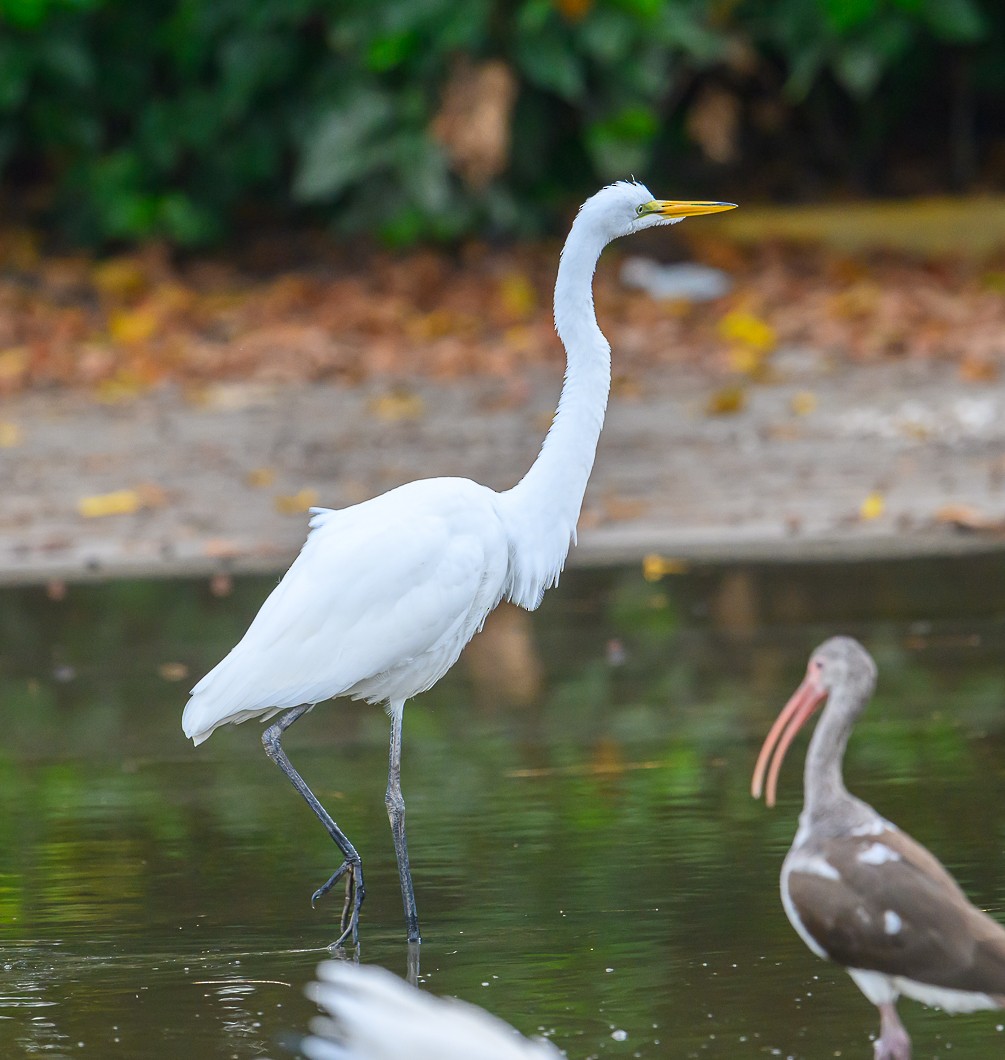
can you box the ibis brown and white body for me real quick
[752,636,1005,1059]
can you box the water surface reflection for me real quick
[1,555,1004,1057]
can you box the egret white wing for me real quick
[182,479,509,743]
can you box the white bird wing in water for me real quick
[182,478,509,744]
[300,961,564,1060]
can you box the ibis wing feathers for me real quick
[787,828,1005,995]
[182,479,509,743]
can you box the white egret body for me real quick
[302,960,563,1060]
[182,182,736,946]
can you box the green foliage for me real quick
[747,0,992,101]
[0,0,1001,246]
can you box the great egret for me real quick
[300,960,562,1059]
[753,637,1005,1059]
[182,181,736,946]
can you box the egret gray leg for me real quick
[262,704,365,947]
[386,702,420,943]
[874,1002,911,1060]
[405,939,421,986]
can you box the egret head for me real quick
[577,180,736,245]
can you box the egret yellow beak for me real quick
[642,200,737,218]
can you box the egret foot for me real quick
[313,856,365,947]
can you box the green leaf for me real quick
[784,44,826,101]
[293,90,395,202]
[921,0,987,43]
[578,9,635,63]
[823,0,877,33]
[155,192,217,245]
[394,133,451,214]
[0,0,49,29]
[609,0,663,21]
[515,33,585,101]
[586,107,659,177]
[366,30,418,72]
[832,42,885,97]
[40,35,95,89]
[0,40,31,109]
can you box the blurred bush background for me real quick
[0,0,1003,247]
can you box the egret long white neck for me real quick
[501,215,613,610]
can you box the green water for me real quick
[2,556,1005,1058]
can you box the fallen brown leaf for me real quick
[0,421,22,447]
[246,467,276,488]
[158,661,190,682]
[706,385,746,415]
[934,504,1005,533]
[368,388,425,423]
[274,488,320,515]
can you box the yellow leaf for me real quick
[0,422,22,447]
[790,390,817,416]
[642,553,689,581]
[92,257,147,300]
[95,371,146,403]
[109,306,158,345]
[368,389,425,423]
[498,271,536,320]
[76,482,165,517]
[726,346,766,376]
[246,467,276,488]
[706,385,746,415]
[503,324,534,354]
[717,310,776,352]
[78,489,143,518]
[274,488,319,515]
[859,491,885,521]
[405,309,460,341]
[0,346,29,384]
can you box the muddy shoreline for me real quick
[4,356,1004,586]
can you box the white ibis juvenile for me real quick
[752,636,1005,1059]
